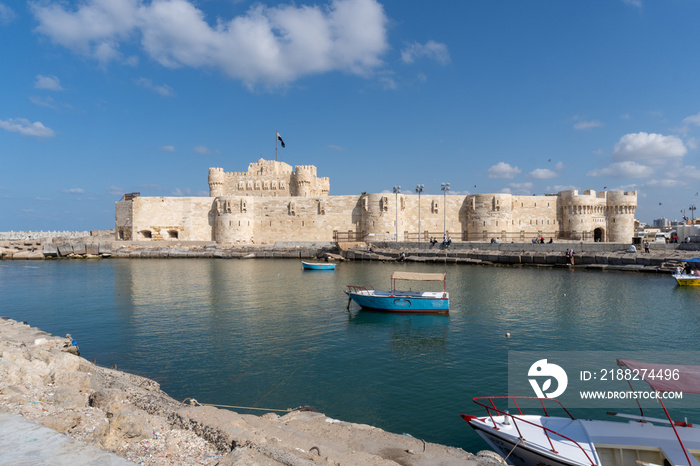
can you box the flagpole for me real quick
[275,131,278,161]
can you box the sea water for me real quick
[2,259,699,453]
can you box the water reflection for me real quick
[347,311,448,355]
[4,259,700,454]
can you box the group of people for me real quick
[532,237,553,244]
[429,235,452,247]
[676,263,700,276]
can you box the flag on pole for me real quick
[276,131,285,148]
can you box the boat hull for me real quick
[302,262,336,270]
[344,290,449,313]
[470,423,584,466]
[673,274,700,286]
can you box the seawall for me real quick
[2,238,698,273]
[0,317,499,465]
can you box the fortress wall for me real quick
[128,197,214,241]
[252,195,361,243]
[463,194,558,241]
[359,194,466,241]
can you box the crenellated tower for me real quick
[606,190,637,243]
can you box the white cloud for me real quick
[622,0,642,7]
[504,182,532,195]
[0,118,55,138]
[683,112,700,127]
[0,3,16,25]
[551,185,578,192]
[30,96,58,109]
[554,161,564,170]
[31,0,389,87]
[529,168,557,179]
[573,120,602,130]
[587,161,654,178]
[35,74,63,91]
[135,77,174,96]
[107,186,124,196]
[159,145,175,152]
[400,40,450,65]
[643,179,684,189]
[61,188,84,194]
[194,145,210,154]
[612,132,686,166]
[488,162,521,179]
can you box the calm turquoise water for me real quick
[2,259,700,453]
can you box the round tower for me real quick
[606,191,637,243]
[208,167,226,197]
[465,194,512,241]
[291,165,316,196]
[361,193,401,241]
[212,196,255,243]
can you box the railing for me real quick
[463,396,598,466]
[334,231,367,242]
[346,284,374,294]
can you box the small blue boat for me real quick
[345,271,449,313]
[302,261,336,271]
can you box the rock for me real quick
[89,388,129,415]
[50,386,86,409]
[37,410,83,433]
[94,409,154,450]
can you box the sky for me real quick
[2,0,700,231]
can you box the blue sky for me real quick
[2,0,700,231]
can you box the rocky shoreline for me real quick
[0,317,503,465]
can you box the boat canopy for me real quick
[618,359,700,394]
[391,271,447,282]
[390,271,447,294]
[683,258,700,263]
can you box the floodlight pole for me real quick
[416,184,424,243]
[393,186,401,242]
[441,182,450,236]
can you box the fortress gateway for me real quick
[115,158,637,244]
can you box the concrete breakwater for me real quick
[0,317,500,465]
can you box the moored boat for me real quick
[461,360,700,465]
[673,258,700,286]
[344,271,449,313]
[302,261,336,270]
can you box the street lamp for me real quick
[416,184,424,243]
[441,182,450,237]
[691,205,697,223]
[393,185,401,242]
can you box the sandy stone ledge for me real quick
[0,317,503,465]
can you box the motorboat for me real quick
[461,360,700,465]
[344,271,449,313]
[673,259,700,286]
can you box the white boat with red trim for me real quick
[461,360,700,465]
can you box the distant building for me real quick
[653,218,671,228]
[115,158,637,244]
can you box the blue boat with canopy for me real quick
[344,270,449,313]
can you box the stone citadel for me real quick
[115,158,637,244]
